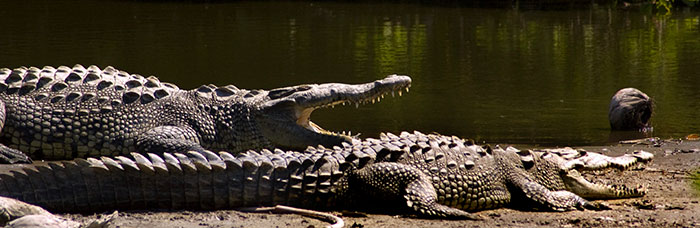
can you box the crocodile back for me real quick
[0,65,197,159]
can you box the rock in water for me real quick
[609,88,653,131]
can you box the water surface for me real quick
[2,1,699,146]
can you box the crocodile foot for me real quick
[0,145,31,164]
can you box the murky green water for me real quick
[2,1,700,146]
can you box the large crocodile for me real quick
[0,131,651,227]
[0,65,411,163]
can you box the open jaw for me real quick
[259,74,412,149]
[563,169,647,199]
[556,150,654,199]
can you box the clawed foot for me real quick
[0,148,31,164]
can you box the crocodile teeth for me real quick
[406,87,410,92]
[355,103,359,108]
[398,90,403,96]
[392,91,395,97]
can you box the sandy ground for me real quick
[56,140,700,228]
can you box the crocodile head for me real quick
[256,75,411,150]
[524,148,653,200]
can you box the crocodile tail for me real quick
[0,149,345,213]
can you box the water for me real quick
[2,1,699,146]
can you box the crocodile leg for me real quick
[0,101,31,164]
[350,162,481,219]
[136,126,206,154]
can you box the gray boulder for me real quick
[608,88,653,130]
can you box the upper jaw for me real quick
[287,74,412,109]
[258,74,412,148]
[532,148,654,171]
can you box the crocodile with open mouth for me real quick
[0,65,411,163]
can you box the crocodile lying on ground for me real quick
[0,131,652,227]
[0,65,411,163]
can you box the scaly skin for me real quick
[0,65,411,163]
[0,131,651,226]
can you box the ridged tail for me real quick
[0,149,353,213]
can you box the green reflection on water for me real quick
[1,1,700,146]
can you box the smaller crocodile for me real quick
[0,132,651,227]
[0,65,411,163]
